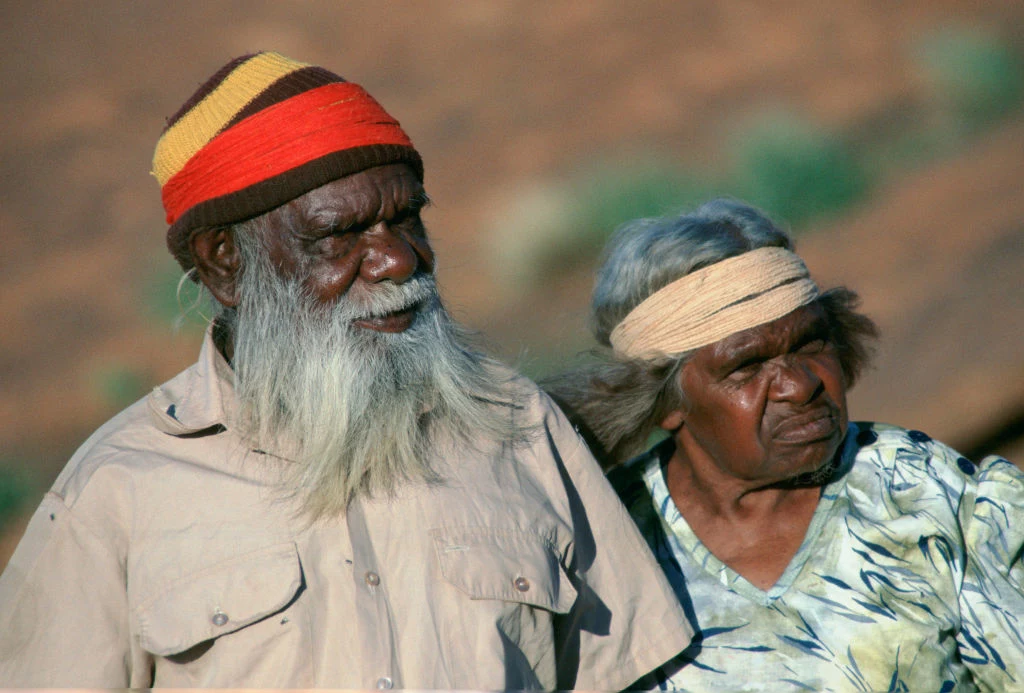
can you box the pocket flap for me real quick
[431,528,577,614]
[135,541,302,656]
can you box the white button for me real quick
[514,576,530,592]
[376,676,394,689]
[365,571,381,587]
[212,611,228,626]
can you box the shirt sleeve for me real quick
[0,491,143,686]
[541,396,694,690]
[956,453,1024,691]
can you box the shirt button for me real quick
[376,676,394,689]
[514,576,530,592]
[212,610,228,626]
[365,571,381,587]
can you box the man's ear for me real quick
[190,226,241,308]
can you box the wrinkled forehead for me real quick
[700,302,829,362]
[274,163,426,231]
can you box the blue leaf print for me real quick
[835,611,877,624]
[807,594,853,610]
[721,645,775,652]
[958,625,992,665]
[851,596,898,621]
[699,625,745,639]
[852,534,904,562]
[778,634,831,661]
[795,612,821,640]
[858,568,879,590]
[685,659,726,673]
[904,599,936,618]
[976,496,1008,522]
[859,569,915,594]
[939,681,955,693]
[805,595,877,623]
[887,646,906,692]
[981,632,1007,672]
[780,635,822,650]
[917,535,932,562]
[819,574,855,590]
[846,646,864,676]
[917,535,960,577]
[779,679,818,691]
[852,547,880,566]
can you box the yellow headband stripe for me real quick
[152,52,309,185]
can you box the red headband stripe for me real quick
[161,82,414,224]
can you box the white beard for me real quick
[223,236,530,520]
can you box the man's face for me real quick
[674,302,848,485]
[257,163,435,332]
[226,162,525,516]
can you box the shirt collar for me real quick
[147,326,237,436]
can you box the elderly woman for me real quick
[548,199,1024,691]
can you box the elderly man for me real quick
[0,52,691,688]
[548,199,1024,691]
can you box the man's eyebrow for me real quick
[409,190,432,210]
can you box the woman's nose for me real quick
[769,356,823,404]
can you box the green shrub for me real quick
[569,162,720,253]
[917,27,1024,131]
[489,160,722,291]
[143,258,207,333]
[0,466,37,531]
[90,363,150,410]
[731,111,869,229]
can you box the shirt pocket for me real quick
[133,541,302,657]
[430,527,577,613]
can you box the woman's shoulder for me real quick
[607,439,671,500]
[847,421,1022,510]
[850,422,975,475]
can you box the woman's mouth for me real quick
[774,409,840,444]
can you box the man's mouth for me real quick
[352,304,420,333]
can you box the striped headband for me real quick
[609,247,820,360]
[153,52,423,270]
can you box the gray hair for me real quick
[545,198,876,468]
[186,215,534,518]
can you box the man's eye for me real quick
[313,232,355,254]
[390,213,424,234]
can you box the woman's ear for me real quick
[190,226,241,308]
[659,410,685,432]
[659,364,690,432]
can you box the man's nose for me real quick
[769,356,823,404]
[358,222,421,284]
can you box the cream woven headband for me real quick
[609,247,819,360]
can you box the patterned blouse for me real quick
[610,422,1024,692]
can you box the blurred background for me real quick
[2,1,1023,568]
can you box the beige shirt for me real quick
[0,333,692,688]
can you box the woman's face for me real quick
[670,302,849,485]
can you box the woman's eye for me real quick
[727,361,761,380]
[797,339,827,354]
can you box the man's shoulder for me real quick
[51,360,205,509]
